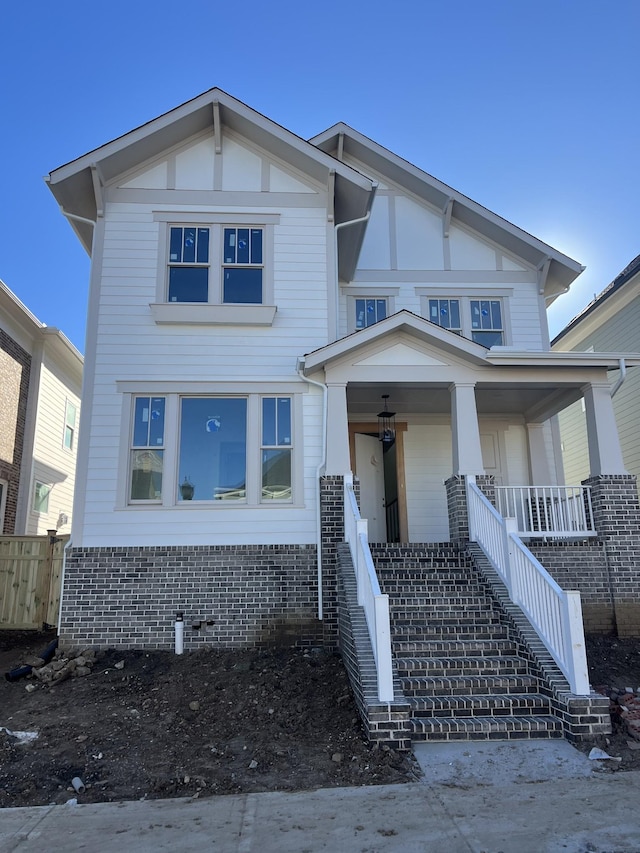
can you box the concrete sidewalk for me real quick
[1,745,639,853]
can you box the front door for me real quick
[354,433,387,542]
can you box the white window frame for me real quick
[344,288,398,333]
[128,396,166,504]
[32,481,51,514]
[151,212,278,326]
[261,396,293,503]
[63,399,77,451]
[116,383,303,510]
[419,290,512,346]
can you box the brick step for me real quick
[407,692,552,717]
[390,612,503,626]
[391,624,511,641]
[392,639,519,657]
[386,595,493,608]
[400,674,539,697]
[381,585,487,598]
[395,656,530,678]
[408,714,563,742]
[377,569,473,582]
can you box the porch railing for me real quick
[495,486,595,539]
[344,473,395,702]
[467,478,590,695]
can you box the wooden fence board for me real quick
[0,535,69,630]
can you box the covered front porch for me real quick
[303,311,634,545]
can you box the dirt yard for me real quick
[1,631,639,808]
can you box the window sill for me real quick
[150,303,277,326]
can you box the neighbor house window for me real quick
[424,296,505,346]
[178,397,247,501]
[223,227,263,304]
[168,226,210,302]
[33,482,51,513]
[130,397,166,501]
[64,401,77,450]
[261,397,292,501]
[355,298,388,329]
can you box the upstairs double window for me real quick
[427,297,504,347]
[168,225,264,304]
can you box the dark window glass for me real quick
[277,397,291,445]
[196,228,209,263]
[251,229,263,264]
[472,330,504,347]
[262,449,291,500]
[169,267,209,302]
[169,228,182,262]
[237,228,250,264]
[148,398,166,447]
[224,228,236,263]
[182,228,196,264]
[262,397,276,445]
[223,268,262,303]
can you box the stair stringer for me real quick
[336,543,412,749]
[465,543,611,742]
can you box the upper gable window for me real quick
[425,296,504,346]
[153,213,278,325]
[223,227,263,304]
[169,227,210,302]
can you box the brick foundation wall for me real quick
[445,474,495,543]
[319,476,345,649]
[59,544,322,650]
[0,328,31,534]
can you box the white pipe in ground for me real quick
[175,612,184,655]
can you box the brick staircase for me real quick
[370,544,563,742]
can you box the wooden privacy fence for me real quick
[0,535,69,630]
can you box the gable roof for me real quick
[551,253,640,347]
[310,123,584,302]
[46,88,375,259]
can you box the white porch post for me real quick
[450,382,484,475]
[526,423,553,485]
[325,382,351,475]
[582,382,627,476]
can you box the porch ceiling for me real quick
[346,381,583,419]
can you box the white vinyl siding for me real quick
[79,195,328,546]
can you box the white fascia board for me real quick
[0,279,45,342]
[48,89,373,217]
[311,123,584,291]
[39,328,84,387]
[303,310,488,372]
[485,350,640,368]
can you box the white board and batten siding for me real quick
[341,159,546,350]
[79,133,331,547]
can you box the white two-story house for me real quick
[47,89,640,745]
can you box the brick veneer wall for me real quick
[59,544,322,650]
[445,474,495,543]
[319,475,346,648]
[0,328,31,534]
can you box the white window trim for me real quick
[116,384,304,510]
[419,292,511,346]
[343,288,399,332]
[63,399,77,452]
[152,212,279,324]
[32,481,51,515]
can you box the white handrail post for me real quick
[374,595,395,701]
[504,517,517,600]
[562,591,590,694]
[356,518,368,606]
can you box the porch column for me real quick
[526,423,553,485]
[582,383,627,476]
[449,382,484,475]
[325,382,351,475]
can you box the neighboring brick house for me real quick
[45,88,640,657]
[0,280,83,535]
[552,254,640,491]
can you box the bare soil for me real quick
[0,632,418,808]
[1,631,639,809]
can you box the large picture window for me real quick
[261,397,292,501]
[178,398,247,501]
[130,397,165,501]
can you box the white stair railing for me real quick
[495,486,595,538]
[343,473,394,703]
[467,477,590,695]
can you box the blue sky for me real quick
[1,1,638,353]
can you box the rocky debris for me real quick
[594,685,640,741]
[31,648,97,685]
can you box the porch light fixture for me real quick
[179,477,195,500]
[377,395,396,445]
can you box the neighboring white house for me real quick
[552,254,640,491]
[45,89,640,652]
[0,279,83,535]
